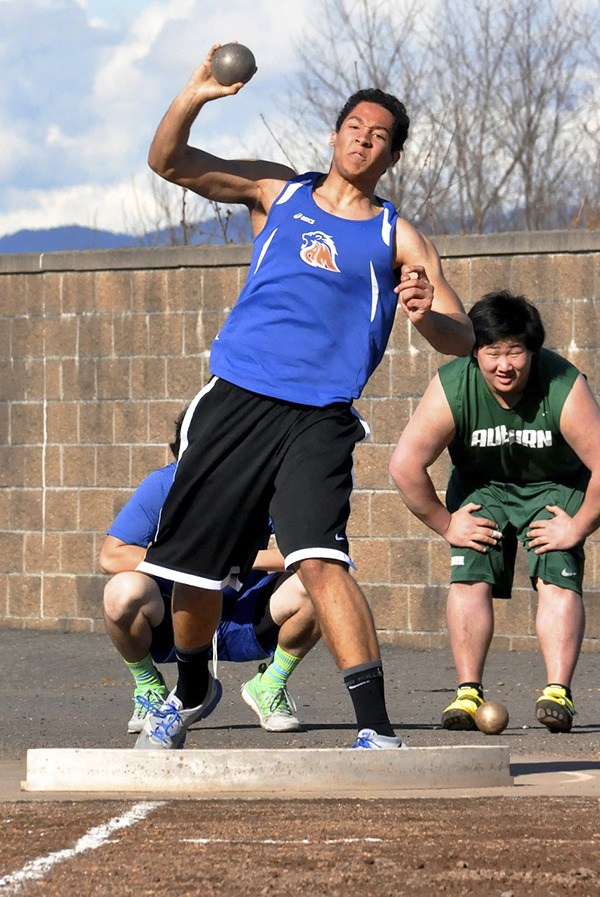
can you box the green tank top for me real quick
[439,348,584,488]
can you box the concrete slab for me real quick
[22,745,512,796]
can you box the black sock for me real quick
[252,599,280,654]
[174,644,211,708]
[458,681,484,697]
[343,661,395,737]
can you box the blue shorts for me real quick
[150,571,281,664]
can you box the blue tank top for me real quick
[210,172,400,406]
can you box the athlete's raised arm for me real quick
[148,44,296,231]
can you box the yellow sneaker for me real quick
[442,686,484,730]
[535,685,575,733]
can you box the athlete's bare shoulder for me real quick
[255,165,297,215]
[246,165,297,236]
[393,216,436,268]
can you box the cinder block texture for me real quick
[1,235,599,653]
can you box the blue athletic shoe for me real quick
[351,728,408,749]
[135,674,222,750]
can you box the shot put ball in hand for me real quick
[212,44,256,86]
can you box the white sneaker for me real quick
[127,684,169,734]
[351,728,408,749]
[135,675,222,750]
[241,670,301,732]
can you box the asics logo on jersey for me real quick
[471,426,552,449]
[299,230,341,273]
[294,212,315,224]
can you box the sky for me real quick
[0,0,311,237]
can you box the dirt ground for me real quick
[1,797,600,896]
[2,632,600,895]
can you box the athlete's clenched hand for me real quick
[396,264,434,323]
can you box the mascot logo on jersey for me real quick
[299,230,341,273]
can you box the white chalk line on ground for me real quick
[181,837,385,845]
[0,801,163,894]
[561,771,595,782]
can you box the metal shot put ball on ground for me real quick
[476,701,510,735]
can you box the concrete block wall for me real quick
[1,232,600,653]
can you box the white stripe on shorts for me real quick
[285,547,357,571]
[136,559,242,591]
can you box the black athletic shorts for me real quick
[139,378,368,589]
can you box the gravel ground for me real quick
[3,629,599,757]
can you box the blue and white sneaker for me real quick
[128,677,169,734]
[134,675,222,750]
[352,728,408,749]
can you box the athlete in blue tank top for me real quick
[212,172,400,405]
[137,43,474,751]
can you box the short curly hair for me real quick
[335,88,410,154]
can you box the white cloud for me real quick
[93,0,195,102]
[0,0,309,237]
[0,177,156,235]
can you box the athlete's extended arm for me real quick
[148,45,296,228]
[528,374,600,553]
[389,375,499,551]
[393,221,474,356]
[99,535,147,574]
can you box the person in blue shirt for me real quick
[136,44,474,751]
[100,411,320,743]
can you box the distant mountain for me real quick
[0,226,138,253]
[0,214,253,254]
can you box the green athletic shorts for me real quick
[446,478,586,598]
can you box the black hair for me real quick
[335,88,409,154]
[169,407,187,459]
[469,289,545,352]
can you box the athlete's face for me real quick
[474,338,533,405]
[330,102,399,179]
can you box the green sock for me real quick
[124,654,165,693]
[261,646,301,689]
